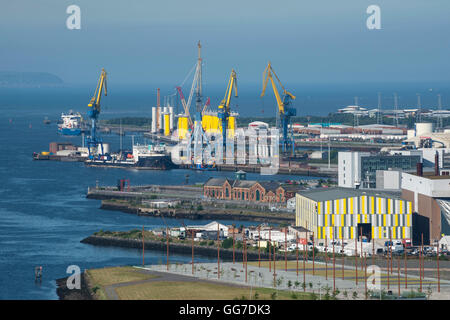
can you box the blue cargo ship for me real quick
[58,111,82,136]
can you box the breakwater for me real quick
[81,235,303,262]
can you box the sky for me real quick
[0,0,450,87]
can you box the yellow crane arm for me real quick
[261,62,295,114]
[218,69,238,113]
[88,68,107,113]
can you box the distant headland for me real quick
[0,71,64,88]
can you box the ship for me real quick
[84,143,177,170]
[58,111,83,136]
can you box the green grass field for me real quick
[115,281,312,300]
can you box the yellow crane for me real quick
[218,69,238,145]
[86,68,107,157]
[261,62,296,153]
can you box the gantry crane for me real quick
[218,69,238,148]
[86,68,107,158]
[261,62,296,153]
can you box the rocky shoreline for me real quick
[56,273,93,300]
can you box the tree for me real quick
[221,237,233,249]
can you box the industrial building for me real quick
[404,122,450,148]
[295,188,413,241]
[338,151,421,189]
[401,171,450,244]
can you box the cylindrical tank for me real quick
[415,122,434,136]
[407,129,416,139]
[164,113,170,136]
[168,107,174,131]
[211,114,220,133]
[100,143,110,154]
[202,114,209,132]
[227,115,236,138]
[159,110,164,132]
[151,107,157,133]
[178,115,188,140]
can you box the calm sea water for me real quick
[0,101,320,300]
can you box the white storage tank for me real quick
[99,143,110,154]
[151,107,157,133]
[415,122,434,136]
[168,106,174,131]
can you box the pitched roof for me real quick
[259,181,281,192]
[204,177,228,187]
[232,180,256,188]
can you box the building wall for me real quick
[376,170,401,190]
[338,152,367,188]
[295,194,317,232]
[403,188,442,242]
[401,172,450,241]
[296,193,412,240]
[204,181,287,203]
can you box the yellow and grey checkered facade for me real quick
[295,193,412,240]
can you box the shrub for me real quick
[221,238,233,249]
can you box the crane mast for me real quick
[194,41,203,120]
[86,68,107,158]
[261,62,296,154]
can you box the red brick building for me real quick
[203,178,301,203]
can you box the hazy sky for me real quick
[1,0,449,86]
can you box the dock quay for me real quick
[87,185,203,200]
[33,153,86,162]
[87,184,296,223]
[99,200,295,223]
[207,163,337,177]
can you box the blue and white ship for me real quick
[58,111,82,136]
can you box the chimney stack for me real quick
[417,162,423,176]
[435,151,440,176]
